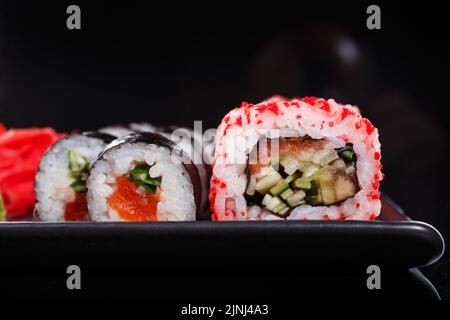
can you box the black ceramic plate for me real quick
[0,194,445,300]
[0,195,444,270]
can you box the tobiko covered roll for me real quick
[86,132,202,221]
[35,132,115,221]
[209,97,383,221]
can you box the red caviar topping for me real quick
[255,102,279,115]
[301,96,319,105]
[356,202,360,208]
[372,181,380,190]
[362,119,375,135]
[212,178,226,189]
[245,112,251,123]
[240,101,252,109]
[340,107,355,121]
[367,191,380,200]
[256,119,263,124]
[223,114,244,134]
[240,102,253,124]
[236,116,242,127]
[369,213,376,221]
[266,102,279,115]
[302,97,331,112]
[374,151,381,161]
[374,172,384,182]
[291,101,300,108]
[223,123,232,135]
[301,97,330,112]
[319,101,330,112]
[328,121,334,127]
[209,187,217,212]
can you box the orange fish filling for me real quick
[107,175,160,221]
[64,191,88,221]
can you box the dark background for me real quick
[0,1,449,299]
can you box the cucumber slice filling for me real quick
[127,164,161,194]
[245,139,359,215]
[68,149,89,193]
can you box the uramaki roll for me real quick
[86,132,202,221]
[209,97,383,221]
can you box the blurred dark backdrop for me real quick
[0,1,449,298]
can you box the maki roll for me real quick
[100,122,211,217]
[210,97,383,221]
[86,132,202,221]
[35,132,115,221]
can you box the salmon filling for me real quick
[107,164,162,221]
[245,137,359,216]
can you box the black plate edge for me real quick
[0,219,444,269]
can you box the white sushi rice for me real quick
[87,142,196,221]
[35,135,108,221]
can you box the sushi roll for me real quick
[86,132,202,221]
[100,122,212,217]
[210,97,383,221]
[35,132,115,221]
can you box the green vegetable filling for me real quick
[127,164,161,194]
[341,150,354,162]
[247,142,358,215]
[68,149,89,192]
